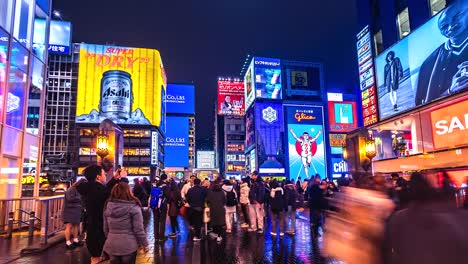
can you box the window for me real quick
[0,0,14,32]
[0,29,9,123]
[26,57,44,135]
[430,0,446,16]
[13,0,34,47]
[397,7,410,39]
[6,69,27,129]
[373,30,384,56]
[32,6,48,62]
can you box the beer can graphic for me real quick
[99,70,133,120]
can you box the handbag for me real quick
[179,206,188,218]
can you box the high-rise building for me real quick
[0,0,54,198]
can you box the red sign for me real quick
[328,101,358,133]
[431,100,468,150]
[217,80,245,116]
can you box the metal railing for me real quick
[0,195,65,244]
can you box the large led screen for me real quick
[255,102,285,175]
[376,0,468,120]
[165,116,189,167]
[244,60,255,110]
[48,20,72,55]
[285,105,326,181]
[254,57,282,99]
[218,80,245,116]
[76,44,166,126]
[245,107,256,152]
[328,101,358,132]
[165,83,195,114]
[284,61,323,100]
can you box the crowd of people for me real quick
[60,163,468,264]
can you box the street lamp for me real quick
[362,137,377,172]
[96,130,109,164]
[342,147,348,161]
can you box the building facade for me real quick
[350,0,468,184]
[0,0,53,198]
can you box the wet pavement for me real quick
[6,209,330,264]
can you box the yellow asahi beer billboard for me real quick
[76,44,167,126]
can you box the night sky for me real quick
[53,0,358,148]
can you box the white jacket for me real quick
[239,182,250,204]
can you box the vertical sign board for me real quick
[150,131,158,165]
[356,26,379,126]
[217,80,245,116]
[285,105,327,181]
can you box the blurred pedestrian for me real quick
[269,180,286,237]
[141,177,152,198]
[76,164,121,264]
[202,178,211,188]
[149,174,170,242]
[102,183,149,263]
[248,171,266,233]
[391,172,409,208]
[239,177,251,228]
[384,172,468,264]
[63,179,85,249]
[308,175,325,237]
[206,182,226,242]
[133,178,149,208]
[222,180,238,233]
[186,178,207,241]
[284,180,298,235]
[168,180,182,238]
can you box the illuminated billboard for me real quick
[255,102,285,175]
[76,44,166,126]
[217,80,245,116]
[328,101,358,132]
[283,61,323,100]
[356,25,379,126]
[165,116,189,167]
[244,60,255,110]
[376,0,468,120]
[430,100,468,150]
[254,57,282,99]
[245,107,256,152]
[197,151,215,169]
[165,83,195,114]
[285,105,326,181]
[49,20,72,55]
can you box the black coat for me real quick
[308,184,325,210]
[186,185,207,210]
[206,189,226,226]
[76,178,119,257]
[133,184,148,207]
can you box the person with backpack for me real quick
[248,171,266,233]
[269,180,286,237]
[284,180,298,235]
[186,178,208,241]
[149,174,170,242]
[206,181,226,242]
[222,180,238,233]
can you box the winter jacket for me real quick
[249,178,266,204]
[186,185,207,211]
[270,187,286,212]
[308,184,325,210]
[181,183,192,201]
[62,186,82,224]
[206,188,226,226]
[222,184,238,212]
[284,184,298,209]
[239,183,250,204]
[168,188,181,217]
[133,184,148,207]
[103,199,149,256]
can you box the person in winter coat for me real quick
[239,178,251,228]
[186,178,208,241]
[269,180,286,237]
[103,183,149,263]
[168,180,181,238]
[284,180,298,235]
[222,180,238,233]
[206,183,226,242]
[62,181,84,249]
[384,172,468,264]
[248,171,266,233]
[141,177,152,197]
[76,164,121,264]
[149,174,170,242]
[133,178,148,208]
[308,175,325,237]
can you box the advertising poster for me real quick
[244,60,255,110]
[217,80,245,116]
[165,83,195,114]
[430,99,468,150]
[76,44,166,126]
[328,101,358,132]
[255,102,285,175]
[356,25,379,126]
[331,158,348,178]
[150,131,158,165]
[249,149,257,173]
[376,0,468,120]
[165,116,189,167]
[284,61,323,99]
[197,151,215,169]
[329,134,347,147]
[285,105,326,181]
[245,107,256,151]
[254,57,282,99]
[48,20,72,55]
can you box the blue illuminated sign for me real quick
[165,84,195,114]
[332,158,348,174]
[165,116,189,167]
[254,57,282,99]
[48,20,72,55]
[285,105,326,181]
